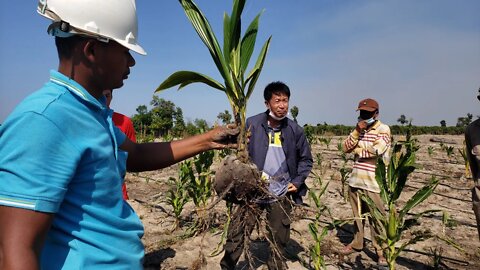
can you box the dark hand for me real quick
[355,120,368,132]
[209,124,239,149]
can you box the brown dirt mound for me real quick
[213,155,265,203]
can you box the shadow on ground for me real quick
[143,247,176,269]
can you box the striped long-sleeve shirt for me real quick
[343,120,391,193]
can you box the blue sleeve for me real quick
[113,125,127,178]
[0,112,81,213]
[113,125,127,146]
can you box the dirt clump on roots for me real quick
[214,155,266,203]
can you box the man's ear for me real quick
[82,39,97,63]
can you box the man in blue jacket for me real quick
[220,81,313,270]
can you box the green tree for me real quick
[172,107,186,138]
[194,118,209,132]
[440,120,446,127]
[290,105,299,123]
[397,114,408,125]
[184,121,199,136]
[149,96,176,137]
[217,110,232,125]
[131,104,152,136]
[456,113,473,127]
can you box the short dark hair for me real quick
[263,81,290,101]
[55,36,88,59]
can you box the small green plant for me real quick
[337,140,347,160]
[166,175,190,230]
[444,145,455,158]
[439,143,455,158]
[177,151,215,235]
[339,167,351,202]
[337,139,352,202]
[188,150,215,208]
[459,140,471,178]
[429,247,445,269]
[304,125,317,146]
[315,152,323,168]
[318,136,332,150]
[427,146,434,157]
[441,211,458,234]
[307,173,331,270]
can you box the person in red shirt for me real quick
[103,89,135,200]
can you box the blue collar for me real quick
[49,70,108,111]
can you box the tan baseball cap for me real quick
[357,98,379,112]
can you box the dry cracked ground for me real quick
[125,134,480,270]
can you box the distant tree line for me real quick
[129,99,472,141]
[304,113,475,137]
[303,123,466,137]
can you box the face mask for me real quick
[357,116,376,125]
[267,104,287,121]
[269,110,286,121]
[365,117,376,125]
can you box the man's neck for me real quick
[58,63,103,99]
[267,116,281,129]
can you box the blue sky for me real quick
[1,1,479,127]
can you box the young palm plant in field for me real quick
[337,140,352,202]
[156,0,271,162]
[361,141,439,270]
[459,140,471,178]
[188,150,215,208]
[307,176,331,270]
[166,174,190,230]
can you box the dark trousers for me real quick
[220,198,292,270]
[473,180,480,240]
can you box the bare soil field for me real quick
[126,134,480,269]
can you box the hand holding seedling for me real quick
[209,124,239,149]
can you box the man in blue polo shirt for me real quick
[0,1,238,269]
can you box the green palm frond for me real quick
[156,71,225,92]
[399,177,439,221]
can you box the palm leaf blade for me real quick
[240,11,262,75]
[156,71,225,92]
[245,36,271,99]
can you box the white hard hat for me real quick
[37,0,146,55]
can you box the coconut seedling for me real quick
[166,173,190,230]
[156,0,271,201]
[459,140,471,178]
[337,139,352,202]
[361,140,440,270]
[307,175,331,270]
